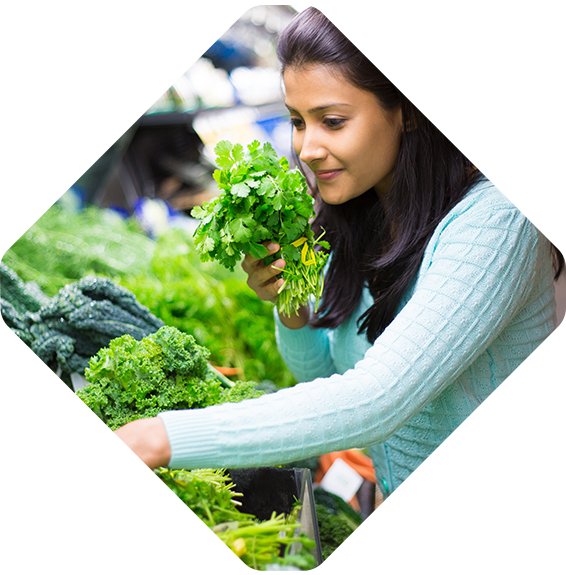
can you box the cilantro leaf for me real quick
[231,183,251,198]
[248,140,261,154]
[193,140,330,316]
[202,237,215,253]
[215,140,233,156]
[257,178,274,197]
[248,242,269,259]
[229,218,252,243]
[272,192,285,211]
[214,141,235,169]
[232,143,245,163]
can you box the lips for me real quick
[313,169,343,181]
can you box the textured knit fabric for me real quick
[158,179,557,496]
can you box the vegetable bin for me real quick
[228,466,323,568]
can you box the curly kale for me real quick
[77,325,263,430]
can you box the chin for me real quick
[319,188,361,206]
[319,194,343,206]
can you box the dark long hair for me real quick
[277,7,564,343]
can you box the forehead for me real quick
[283,64,375,111]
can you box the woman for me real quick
[116,7,563,500]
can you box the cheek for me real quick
[363,127,400,169]
[292,131,303,156]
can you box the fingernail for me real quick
[272,259,285,270]
[268,243,279,251]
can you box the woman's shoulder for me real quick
[439,177,530,234]
[423,176,540,263]
[454,176,517,214]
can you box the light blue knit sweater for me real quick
[159,179,557,496]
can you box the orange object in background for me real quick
[212,365,243,376]
[315,450,377,513]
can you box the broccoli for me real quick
[77,325,264,430]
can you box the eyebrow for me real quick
[285,103,352,114]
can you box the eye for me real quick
[289,117,305,130]
[324,117,346,129]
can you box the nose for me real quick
[296,127,326,165]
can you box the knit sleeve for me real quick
[158,197,547,470]
[273,308,338,382]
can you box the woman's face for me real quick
[283,64,403,204]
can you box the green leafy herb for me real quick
[156,468,317,570]
[192,140,330,316]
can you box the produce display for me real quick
[0,142,363,567]
[75,325,317,570]
[118,228,297,388]
[157,468,317,570]
[191,140,330,316]
[0,266,165,383]
[1,261,323,569]
[77,325,262,430]
[2,201,297,387]
[2,202,155,297]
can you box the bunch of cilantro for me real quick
[76,325,262,430]
[191,140,329,316]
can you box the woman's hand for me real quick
[242,241,285,305]
[114,417,171,469]
[241,241,310,329]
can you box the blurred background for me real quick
[1,5,305,391]
[62,2,565,325]
[1,4,563,540]
[72,5,298,224]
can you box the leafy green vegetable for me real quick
[312,486,361,560]
[192,140,330,316]
[157,467,317,570]
[155,468,253,526]
[0,261,50,315]
[30,275,164,378]
[315,503,356,561]
[1,263,165,377]
[119,228,297,388]
[0,262,50,346]
[2,202,155,296]
[214,511,317,571]
[77,325,263,430]
[4,195,298,387]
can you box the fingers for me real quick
[242,241,286,303]
[115,417,171,469]
[242,241,280,272]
